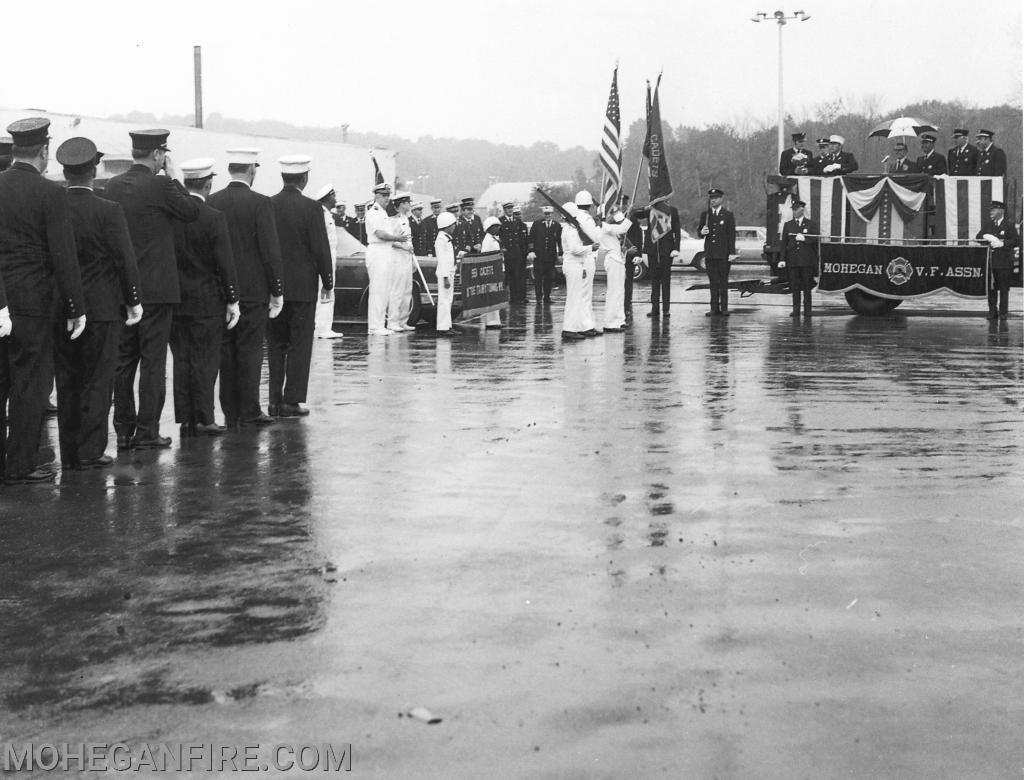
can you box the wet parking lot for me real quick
[2,271,1022,778]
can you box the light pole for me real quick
[751,9,811,164]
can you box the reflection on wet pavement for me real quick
[1,276,1022,778]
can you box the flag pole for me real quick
[599,170,606,217]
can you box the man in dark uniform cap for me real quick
[527,206,562,304]
[0,136,12,172]
[779,132,814,176]
[975,130,1006,176]
[268,154,334,417]
[779,198,819,318]
[104,128,200,449]
[420,199,443,257]
[638,201,681,319]
[170,158,240,436]
[409,201,427,256]
[346,202,368,244]
[915,134,947,175]
[499,201,529,303]
[809,138,830,174]
[208,147,284,427]
[0,117,87,483]
[445,202,460,216]
[977,200,1019,319]
[697,187,737,316]
[53,137,143,470]
[453,197,484,255]
[947,129,979,176]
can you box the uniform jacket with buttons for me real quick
[528,219,562,264]
[820,151,859,176]
[781,215,820,268]
[102,163,200,305]
[0,162,85,317]
[173,194,239,317]
[977,218,1020,270]
[915,150,947,176]
[66,187,141,321]
[498,216,529,260]
[453,214,484,254]
[976,145,1007,176]
[947,143,980,176]
[697,207,737,261]
[779,147,815,176]
[420,213,440,256]
[270,186,334,303]
[888,156,919,174]
[207,180,284,304]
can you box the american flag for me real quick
[599,66,622,217]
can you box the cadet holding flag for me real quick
[598,208,632,331]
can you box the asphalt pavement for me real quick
[2,272,1022,778]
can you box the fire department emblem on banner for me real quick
[886,257,914,285]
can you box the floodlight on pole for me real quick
[752,9,812,164]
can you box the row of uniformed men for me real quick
[0,117,333,484]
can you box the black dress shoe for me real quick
[705,311,719,317]
[986,311,998,320]
[131,435,172,449]
[790,311,800,317]
[180,423,195,438]
[278,403,310,417]
[77,454,114,470]
[646,310,660,318]
[663,311,670,317]
[5,468,56,484]
[194,423,227,436]
[267,403,281,416]
[803,310,812,318]
[721,311,730,317]
[582,329,603,337]
[561,331,585,340]
[603,326,624,332]
[484,324,502,330]
[242,413,276,426]
[116,435,132,451]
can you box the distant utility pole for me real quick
[193,45,203,128]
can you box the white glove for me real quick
[125,304,143,326]
[225,301,240,330]
[320,286,334,304]
[778,261,787,269]
[991,238,1004,249]
[824,163,840,173]
[669,250,680,258]
[795,233,805,242]
[269,295,283,319]
[67,315,86,340]
[700,225,709,236]
[0,307,11,338]
[526,252,536,261]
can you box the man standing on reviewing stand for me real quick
[170,158,240,436]
[388,192,417,333]
[779,198,819,318]
[915,134,946,175]
[779,132,814,175]
[208,147,284,428]
[947,129,979,176]
[312,183,342,339]
[53,137,142,470]
[642,202,681,319]
[420,199,443,257]
[975,130,1006,176]
[698,188,737,317]
[528,206,561,304]
[268,155,334,417]
[887,140,919,173]
[820,135,858,176]
[0,118,87,484]
[104,128,200,450]
[977,200,1018,319]
[499,201,529,304]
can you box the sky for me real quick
[2,0,1020,149]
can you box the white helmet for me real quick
[483,216,501,230]
[574,190,594,207]
[436,212,457,230]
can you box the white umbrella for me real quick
[868,116,939,139]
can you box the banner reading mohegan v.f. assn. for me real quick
[817,242,989,299]
[459,251,508,319]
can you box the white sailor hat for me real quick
[541,206,553,214]
[436,212,457,230]
[483,216,501,230]
[829,134,845,145]
[574,190,594,207]
[373,182,392,195]
[226,147,261,166]
[279,154,312,174]
[315,183,335,201]
[391,191,411,204]
[412,201,424,210]
[179,157,216,180]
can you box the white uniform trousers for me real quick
[603,256,626,328]
[313,296,335,336]
[436,275,455,331]
[365,245,392,332]
[561,256,586,332]
[387,251,414,330]
[579,253,596,331]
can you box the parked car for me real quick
[674,225,767,271]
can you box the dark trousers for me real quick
[220,301,269,423]
[624,258,635,313]
[170,314,224,425]
[507,255,528,303]
[706,259,731,313]
[989,268,1012,316]
[114,303,173,440]
[0,314,53,479]
[535,261,555,302]
[788,266,816,312]
[649,249,671,312]
[54,319,120,464]
[267,301,315,405]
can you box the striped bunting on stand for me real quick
[795,176,845,239]
[933,176,1004,240]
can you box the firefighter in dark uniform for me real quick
[779,132,815,175]
[409,201,426,255]
[420,199,443,256]
[779,198,819,318]
[527,206,562,303]
[915,134,947,175]
[0,135,12,172]
[809,138,830,174]
[820,134,858,176]
[977,200,1018,319]
[697,188,737,317]
[347,203,368,244]
[453,197,484,255]
[947,129,979,175]
[170,158,239,436]
[208,147,284,428]
[624,209,643,319]
[0,118,86,484]
[499,201,530,303]
[53,137,142,470]
[975,130,1007,176]
[642,202,681,318]
[268,154,334,417]
[104,128,200,449]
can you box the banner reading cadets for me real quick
[459,251,508,319]
[817,242,989,299]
